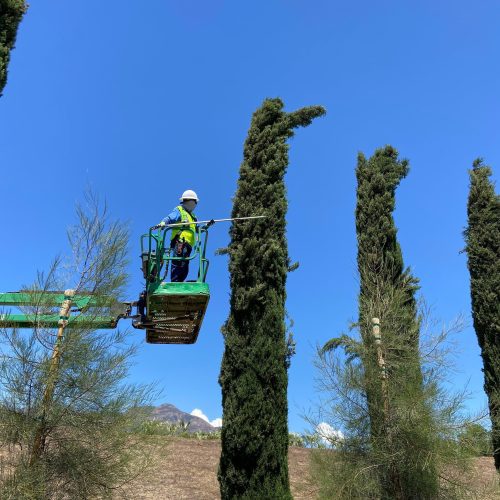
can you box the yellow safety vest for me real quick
[171,205,197,246]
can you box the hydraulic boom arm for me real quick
[0,292,134,329]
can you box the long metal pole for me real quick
[151,215,266,230]
[30,289,75,464]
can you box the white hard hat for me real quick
[180,189,199,202]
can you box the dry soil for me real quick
[118,438,498,500]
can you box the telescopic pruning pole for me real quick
[151,215,266,231]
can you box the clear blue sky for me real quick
[1,0,498,432]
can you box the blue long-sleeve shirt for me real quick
[161,207,183,226]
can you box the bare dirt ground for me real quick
[119,438,316,499]
[1,440,497,498]
[465,456,499,499]
[119,438,498,500]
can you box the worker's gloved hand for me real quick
[158,221,166,229]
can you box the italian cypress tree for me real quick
[355,146,438,498]
[0,0,27,96]
[218,98,325,499]
[464,158,500,471]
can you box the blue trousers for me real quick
[170,240,192,282]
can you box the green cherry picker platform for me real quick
[134,220,212,344]
[0,216,264,345]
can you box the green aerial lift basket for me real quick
[135,222,211,344]
[144,282,210,344]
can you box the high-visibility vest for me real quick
[171,205,197,246]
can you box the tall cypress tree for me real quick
[464,158,500,471]
[218,98,325,499]
[356,146,437,498]
[0,0,27,96]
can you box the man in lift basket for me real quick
[158,189,199,282]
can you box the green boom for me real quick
[0,292,130,330]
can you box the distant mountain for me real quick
[152,403,217,433]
